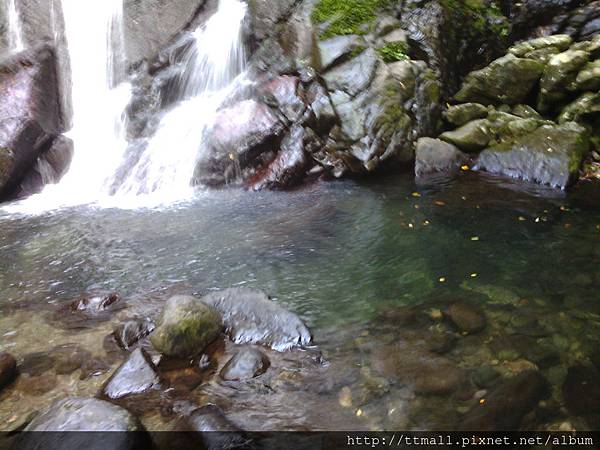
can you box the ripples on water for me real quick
[1,173,600,431]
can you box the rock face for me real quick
[475,122,589,188]
[0,45,67,200]
[102,348,161,399]
[200,288,311,351]
[459,371,549,431]
[150,295,222,358]
[24,397,143,431]
[220,347,270,381]
[415,138,468,178]
[0,352,18,391]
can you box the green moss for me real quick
[440,0,509,39]
[377,42,409,63]
[312,0,396,39]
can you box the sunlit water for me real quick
[1,173,600,431]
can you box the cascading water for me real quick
[6,0,24,52]
[113,0,248,202]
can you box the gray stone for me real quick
[443,103,489,126]
[415,137,468,177]
[200,288,311,351]
[317,35,365,71]
[220,347,270,381]
[538,49,590,111]
[102,348,160,399]
[509,35,573,57]
[323,48,380,97]
[439,119,494,152]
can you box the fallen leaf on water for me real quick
[461,165,470,171]
[518,216,526,221]
[439,277,447,283]
[412,192,421,198]
[471,236,480,241]
[434,200,446,206]
[470,273,478,278]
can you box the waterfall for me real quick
[6,0,24,52]
[112,0,248,202]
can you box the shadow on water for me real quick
[1,173,600,431]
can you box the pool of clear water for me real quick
[1,172,600,431]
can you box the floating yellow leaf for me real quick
[439,277,446,283]
[471,236,480,241]
[518,216,526,221]
[461,165,470,171]
[411,192,421,198]
[470,273,478,278]
[434,200,446,206]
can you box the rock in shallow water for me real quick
[415,137,469,177]
[220,347,270,381]
[113,319,156,350]
[150,295,222,358]
[102,348,161,399]
[201,288,312,351]
[179,404,249,450]
[562,365,600,415]
[445,302,487,334]
[0,352,17,391]
[459,371,549,431]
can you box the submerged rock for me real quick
[415,138,468,177]
[180,404,249,450]
[474,122,590,188]
[0,352,18,391]
[455,54,544,106]
[200,288,311,351]
[459,371,549,430]
[445,302,487,334]
[150,295,222,358]
[220,347,270,381]
[562,365,600,415]
[102,348,161,399]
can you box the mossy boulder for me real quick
[439,119,493,152]
[455,54,544,105]
[575,60,600,91]
[538,49,590,112]
[509,35,573,57]
[558,92,600,124]
[511,104,542,120]
[150,295,222,358]
[443,103,488,127]
[474,122,590,189]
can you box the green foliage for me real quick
[441,0,509,38]
[312,0,395,39]
[377,42,409,63]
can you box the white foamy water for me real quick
[113,0,248,200]
[6,0,24,52]
[5,0,248,214]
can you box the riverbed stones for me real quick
[0,352,17,391]
[455,54,545,105]
[474,122,590,189]
[459,371,549,430]
[150,295,222,358]
[220,347,270,381]
[415,138,468,177]
[102,348,161,399]
[444,302,487,334]
[562,365,600,415]
[200,288,311,351]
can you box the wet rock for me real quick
[415,138,469,177]
[562,365,600,415]
[220,347,270,381]
[472,365,500,389]
[194,100,285,186]
[150,295,222,358]
[113,319,156,350]
[80,358,112,380]
[18,397,145,450]
[439,119,494,152]
[443,103,489,127]
[50,344,90,375]
[459,371,550,431]
[474,122,590,189]
[455,54,544,106]
[558,91,600,123]
[445,302,487,334]
[102,348,161,400]
[250,124,308,190]
[511,104,542,120]
[0,352,18,391]
[509,35,574,57]
[258,76,306,124]
[180,404,249,450]
[201,288,311,351]
[0,45,65,201]
[323,48,380,98]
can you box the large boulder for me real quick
[200,288,311,351]
[0,45,64,200]
[415,137,468,177]
[538,49,590,111]
[455,54,544,105]
[150,295,222,358]
[474,122,590,188]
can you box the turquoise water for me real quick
[1,172,600,431]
